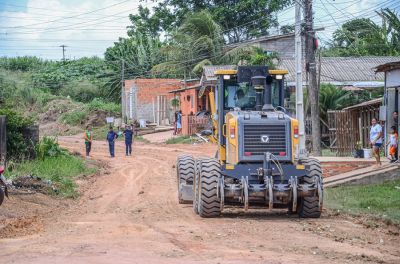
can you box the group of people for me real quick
[84,124,135,158]
[369,111,398,166]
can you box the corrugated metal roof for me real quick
[278,56,400,83]
[375,61,400,72]
[202,65,236,82]
[343,97,382,110]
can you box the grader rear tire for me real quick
[198,158,221,218]
[299,158,323,218]
[177,155,195,204]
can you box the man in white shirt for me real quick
[369,118,383,166]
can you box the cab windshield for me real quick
[223,79,281,110]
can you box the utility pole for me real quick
[295,0,306,157]
[304,0,321,156]
[121,59,126,123]
[59,44,67,61]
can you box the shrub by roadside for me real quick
[166,136,192,144]
[6,137,97,198]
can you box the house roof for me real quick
[278,56,400,84]
[169,84,201,93]
[375,61,400,72]
[342,97,382,110]
[202,65,236,83]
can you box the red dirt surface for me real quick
[0,135,399,264]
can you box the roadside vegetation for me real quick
[166,136,192,144]
[325,179,400,224]
[6,137,96,198]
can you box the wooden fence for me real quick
[328,105,380,156]
[182,115,210,136]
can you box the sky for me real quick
[0,0,399,60]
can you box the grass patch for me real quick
[59,109,88,126]
[325,179,400,223]
[87,98,121,113]
[166,136,192,144]
[6,155,97,198]
[322,149,338,157]
[135,135,150,143]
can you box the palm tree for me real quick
[152,11,223,77]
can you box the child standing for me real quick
[389,126,398,163]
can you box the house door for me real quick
[156,95,167,125]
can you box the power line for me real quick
[2,0,132,29]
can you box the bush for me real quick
[59,109,88,126]
[0,108,34,160]
[35,136,67,160]
[88,98,121,113]
[0,56,43,71]
[60,79,100,103]
[6,155,96,198]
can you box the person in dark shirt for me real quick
[123,125,134,156]
[106,127,118,157]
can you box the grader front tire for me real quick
[198,158,221,218]
[299,158,323,218]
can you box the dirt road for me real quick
[1,136,399,263]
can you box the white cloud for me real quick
[0,0,157,59]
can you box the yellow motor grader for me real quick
[177,66,323,218]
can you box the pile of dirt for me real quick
[0,216,43,239]
[39,99,80,124]
[84,109,109,127]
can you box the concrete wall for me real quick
[124,79,181,123]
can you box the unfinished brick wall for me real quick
[125,79,181,122]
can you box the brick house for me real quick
[124,79,181,125]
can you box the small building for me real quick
[170,66,236,135]
[124,78,181,125]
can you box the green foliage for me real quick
[35,136,67,160]
[59,109,88,126]
[323,9,400,56]
[7,155,97,198]
[60,79,100,103]
[0,56,43,71]
[223,46,278,67]
[87,98,121,113]
[104,33,163,101]
[166,136,192,144]
[0,108,34,160]
[152,11,223,77]
[129,0,292,42]
[171,98,180,107]
[325,179,400,223]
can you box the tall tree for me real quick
[323,9,400,56]
[131,0,292,43]
[152,11,223,77]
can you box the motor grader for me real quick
[176,66,323,218]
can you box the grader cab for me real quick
[177,66,323,218]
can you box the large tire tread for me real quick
[299,158,323,218]
[198,158,221,218]
[177,155,195,204]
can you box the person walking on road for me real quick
[84,125,92,157]
[176,110,182,135]
[106,126,118,157]
[123,125,134,156]
[388,125,398,163]
[369,118,383,167]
